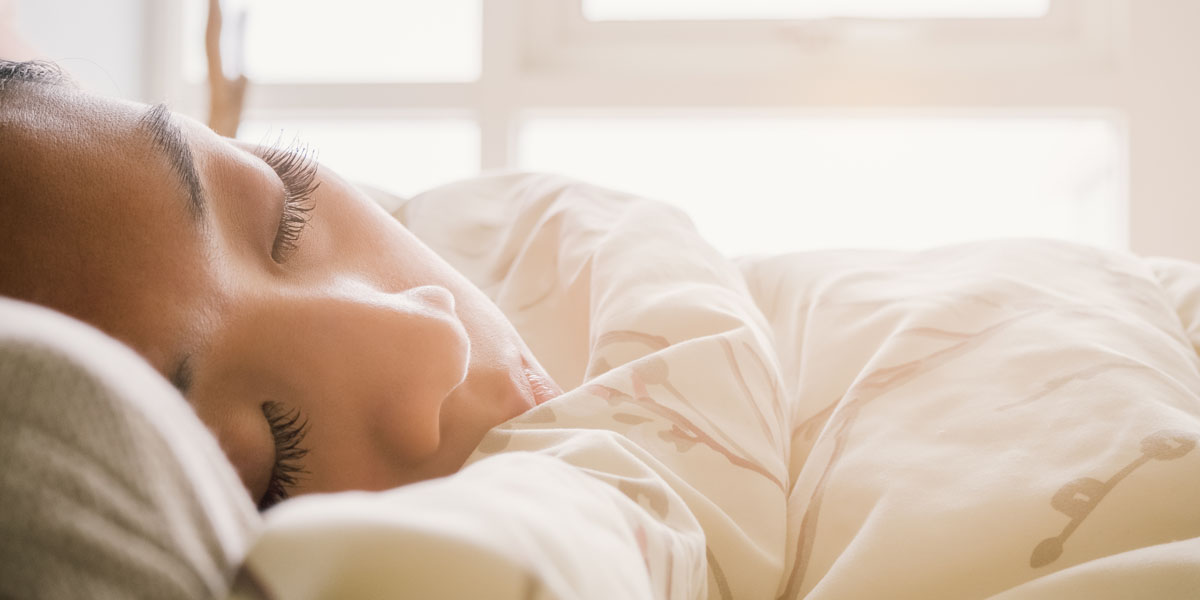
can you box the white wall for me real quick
[11,0,147,100]
[1125,0,1200,261]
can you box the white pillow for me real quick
[0,297,260,599]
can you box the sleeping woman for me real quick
[0,59,563,510]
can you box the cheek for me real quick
[285,310,470,494]
[189,389,275,498]
[203,288,470,492]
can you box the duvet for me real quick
[234,173,1200,599]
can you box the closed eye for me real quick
[259,400,310,511]
[257,138,320,263]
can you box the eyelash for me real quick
[259,400,310,511]
[259,139,321,263]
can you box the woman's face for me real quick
[0,86,561,508]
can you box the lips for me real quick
[523,366,562,405]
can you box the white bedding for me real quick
[235,173,1200,599]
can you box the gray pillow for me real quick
[0,297,260,599]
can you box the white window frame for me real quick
[145,0,1193,258]
[148,0,1124,157]
[520,0,1119,79]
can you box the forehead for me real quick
[0,86,185,238]
[2,85,143,152]
[0,87,170,212]
[0,86,215,367]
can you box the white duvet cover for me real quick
[235,173,1200,599]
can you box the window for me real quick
[519,114,1121,254]
[181,0,480,83]
[155,0,1127,254]
[582,0,1051,21]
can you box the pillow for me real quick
[0,297,260,599]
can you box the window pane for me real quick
[184,0,480,83]
[240,119,479,197]
[518,116,1122,256]
[584,0,1050,21]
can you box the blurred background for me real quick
[3,0,1198,260]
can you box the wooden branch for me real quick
[205,0,247,137]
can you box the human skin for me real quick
[0,82,562,507]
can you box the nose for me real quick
[403,284,457,319]
[384,283,470,395]
[358,283,471,457]
[259,281,471,461]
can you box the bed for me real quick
[2,172,1198,599]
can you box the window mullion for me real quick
[479,0,522,170]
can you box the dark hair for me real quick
[0,59,69,92]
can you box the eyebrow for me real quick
[139,103,206,220]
